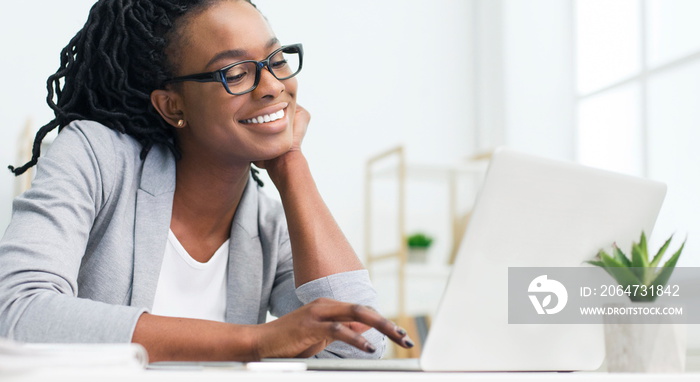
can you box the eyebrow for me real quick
[206,37,280,68]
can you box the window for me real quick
[575,0,700,264]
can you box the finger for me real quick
[345,321,372,334]
[295,104,310,120]
[323,321,378,354]
[345,305,414,349]
[308,300,414,349]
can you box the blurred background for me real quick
[1,0,698,353]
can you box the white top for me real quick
[151,230,229,322]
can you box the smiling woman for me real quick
[0,0,412,362]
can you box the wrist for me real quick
[247,322,273,360]
[265,150,308,186]
[207,322,262,361]
[133,313,264,362]
[238,324,263,361]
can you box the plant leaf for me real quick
[650,240,685,288]
[639,231,648,262]
[585,260,605,268]
[630,237,650,283]
[631,241,648,268]
[599,252,642,287]
[613,244,632,267]
[649,235,674,269]
[590,251,622,281]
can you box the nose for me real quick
[253,62,285,99]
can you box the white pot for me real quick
[603,303,686,373]
[407,247,429,263]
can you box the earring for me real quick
[176,119,186,128]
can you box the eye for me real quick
[223,65,250,84]
[270,58,288,70]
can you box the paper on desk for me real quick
[0,338,148,371]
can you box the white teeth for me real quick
[242,109,285,124]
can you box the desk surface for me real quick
[3,352,699,381]
[3,369,700,382]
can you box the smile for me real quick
[240,109,285,124]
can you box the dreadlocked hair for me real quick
[8,0,264,187]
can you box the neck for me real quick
[171,156,251,241]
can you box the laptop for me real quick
[267,147,667,372]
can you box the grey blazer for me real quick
[0,120,383,358]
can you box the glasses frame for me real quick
[163,43,303,95]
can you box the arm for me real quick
[134,298,406,361]
[0,123,145,343]
[259,106,396,358]
[262,106,364,287]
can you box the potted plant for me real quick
[588,232,686,372]
[406,232,434,263]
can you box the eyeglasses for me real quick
[164,43,303,95]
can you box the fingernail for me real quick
[366,343,377,353]
[396,326,407,336]
[404,338,414,348]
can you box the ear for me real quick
[150,89,186,128]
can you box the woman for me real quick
[0,0,412,361]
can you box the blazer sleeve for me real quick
[267,227,386,359]
[296,270,387,359]
[0,123,146,343]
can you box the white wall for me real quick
[0,1,97,235]
[253,0,475,257]
[470,0,575,160]
[502,0,575,159]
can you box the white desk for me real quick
[3,352,699,381]
[3,369,700,382]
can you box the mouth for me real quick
[239,109,285,125]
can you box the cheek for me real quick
[286,77,299,97]
[185,89,244,124]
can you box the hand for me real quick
[253,104,310,171]
[252,298,413,359]
[288,104,310,153]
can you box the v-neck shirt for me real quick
[151,230,230,322]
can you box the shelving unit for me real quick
[363,146,489,357]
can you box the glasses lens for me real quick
[269,47,301,80]
[222,62,258,94]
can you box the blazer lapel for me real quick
[225,178,264,324]
[130,145,176,309]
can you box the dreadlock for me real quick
[8,0,264,186]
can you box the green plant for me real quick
[407,233,433,248]
[587,232,685,302]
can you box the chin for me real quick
[256,142,294,162]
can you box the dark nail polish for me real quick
[404,338,414,348]
[366,343,377,353]
[396,326,407,336]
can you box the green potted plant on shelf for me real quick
[406,232,433,263]
[587,231,686,373]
